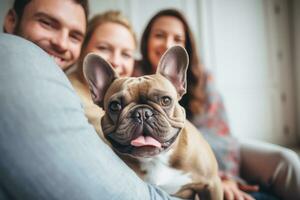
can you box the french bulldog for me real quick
[83,46,223,200]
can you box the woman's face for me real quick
[147,16,186,71]
[84,22,136,77]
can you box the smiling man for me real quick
[3,0,88,71]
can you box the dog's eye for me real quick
[161,96,172,106]
[109,101,122,112]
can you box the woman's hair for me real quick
[12,0,89,23]
[75,10,137,81]
[140,8,207,117]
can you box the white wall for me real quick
[199,0,297,145]
[0,0,13,31]
[293,0,300,139]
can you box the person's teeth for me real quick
[50,55,63,63]
[55,57,61,63]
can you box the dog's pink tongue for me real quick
[131,136,161,148]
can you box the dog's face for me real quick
[83,46,189,158]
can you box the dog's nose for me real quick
[132,107,153,122]
[144,109,153,119]
[132,110,142,120]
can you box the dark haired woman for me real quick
[134,8,300,200]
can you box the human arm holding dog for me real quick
[0,33,184,200]
[1,2,184,198]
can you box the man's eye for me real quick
[109,101,122,112]
[69,34,83,44]
[39,19,53,28]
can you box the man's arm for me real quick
[0,33,179,200]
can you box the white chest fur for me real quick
[139,150,192,195]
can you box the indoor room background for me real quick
[1,0,299,150]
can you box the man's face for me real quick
[7,0,86,70]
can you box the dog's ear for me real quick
[83,53,118,107]
[156,45,189,98]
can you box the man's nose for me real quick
[51,31,68,52]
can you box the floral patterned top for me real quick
[189,71,241,181]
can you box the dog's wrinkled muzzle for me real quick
[105,105,182,158]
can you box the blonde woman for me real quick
[68,11,137,135]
